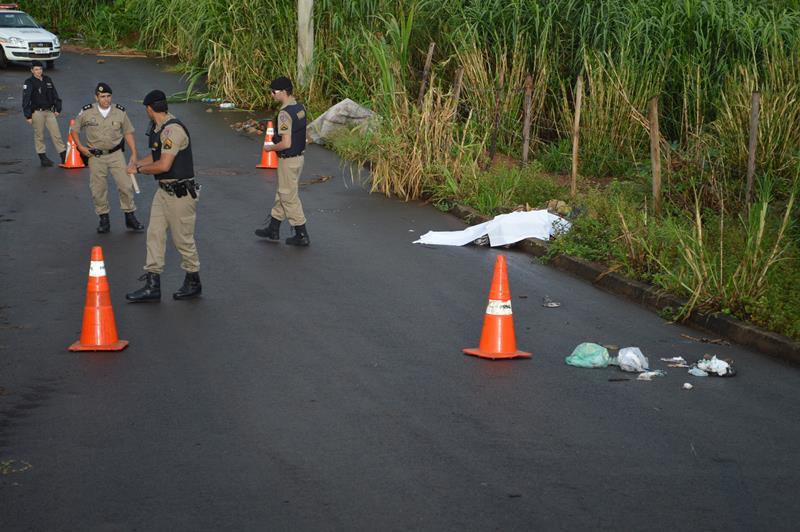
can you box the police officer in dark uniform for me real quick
[255,76,310,246]
[126,90,202,302]
[22,60,66,166]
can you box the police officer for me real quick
[125,90,202,302]
[70,83,144,233]
[22,60,66,167]
[254,76,310,246]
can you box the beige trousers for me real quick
[271,155,306,226]
[145,187,200,274]
[88,151,136,215]
[31,110,65,154]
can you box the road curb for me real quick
[449,203,800,364]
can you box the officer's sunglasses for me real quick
[271,89,282,94]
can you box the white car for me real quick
[0,4,60,69]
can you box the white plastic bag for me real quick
[614,347,649,372]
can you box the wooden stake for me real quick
[417,42,436,108]
[648,96,662,215]
[487,70,505,168]
[570,75,583,197]
[746,91,761,204]
[522,74,534,165]
[452,67,464,108]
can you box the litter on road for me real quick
[661,356,690,367]
[414,210,570,247]
[688,368,708,377]
[637,370,666,381]
[613,346,649,372]
[565,342,610,368]
[696,355,736,377]
[542,295,561,308]
[683,383,694,390]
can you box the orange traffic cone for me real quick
[256,120,278,169]
[69,246,128,352]
[59,120,85,169]
[463,255,531,360]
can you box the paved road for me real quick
[1,53,799,531]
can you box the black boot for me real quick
[173,272,202,300]
[254,216,282,241]
[97,213,111,234]
[125,272,161,302]
[124,211,144,231]
[285,224,310,246]
[59,150,67,164]
[38,153,53,167]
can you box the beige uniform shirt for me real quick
[153,113,189,155]
[71,103,134,150]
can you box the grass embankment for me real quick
[30,0,800,339]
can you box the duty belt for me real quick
[278,151,304,159]
[159,179,200,199]
[88,143,123,157]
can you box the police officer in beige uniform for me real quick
[255,76,310,246]
[22,60,66,167]
[126,90,202,302]
[70,83,144,233]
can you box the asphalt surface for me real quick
[1,53,800,531]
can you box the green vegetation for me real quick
[27,0,800,339]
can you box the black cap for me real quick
[95,83,112,94]
[143,89,167,107]
[269,76,293,92]
[30,60,43,68]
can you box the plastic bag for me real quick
[696,355,736,377]
[565,343,610,368]
[637,370,666,381]
[613,347,650,372]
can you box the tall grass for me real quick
[28,1,800,197]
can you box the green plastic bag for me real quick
[565,343,610,368]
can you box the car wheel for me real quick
[0,48,8,69]
[46,60,55,69]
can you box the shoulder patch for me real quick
[82,103,93,111]
[115,104,126,111]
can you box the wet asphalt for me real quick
[1,53,799,531]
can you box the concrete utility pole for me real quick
[297,0,314,88]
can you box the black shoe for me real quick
[124,211,144,231]
[125,272,161,302]
[97,213,111,234]
[285,224,310,246]
[254,216,282,241]
[38,153,54,167]
[59,150,67,164]
[173,272,202,300]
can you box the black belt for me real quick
[158,179,199,199]
[88,144,123,156]
[278,152,304,159]
[33,107,55,112]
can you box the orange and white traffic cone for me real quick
[59,120,85,169]
[69,246,128,352]
[256,120,278,169]
[463,255,531,360]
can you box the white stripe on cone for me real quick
[485,299,513,315]
[89,260,106,278]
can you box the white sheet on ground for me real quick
[413,210,570,247]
